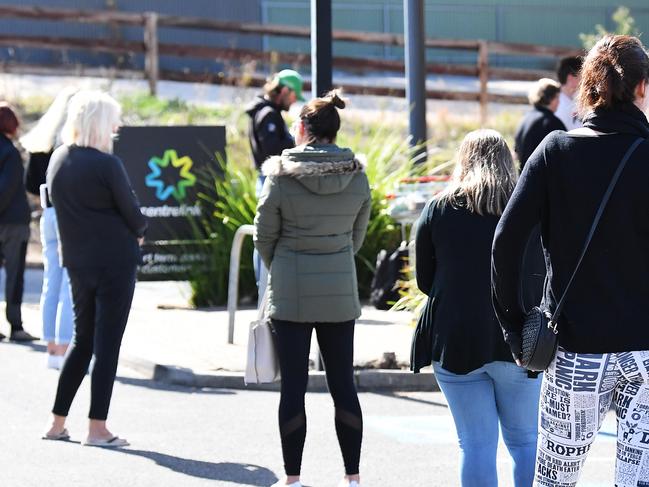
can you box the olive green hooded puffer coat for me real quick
[253,144,371,323]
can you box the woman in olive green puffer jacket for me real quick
[254,90,370,487]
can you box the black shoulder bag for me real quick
[521,137,644,371]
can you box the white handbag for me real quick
[244,289,281,384]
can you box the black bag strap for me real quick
[548,137,644,331]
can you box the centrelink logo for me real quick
[145,149,197,201]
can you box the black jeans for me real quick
[271,319,363,476]
[52,265,136,420]
[0,224,29,331]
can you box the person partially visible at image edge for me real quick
[0,102,38,342]
[254,89,371,487]
[492,35,649,486]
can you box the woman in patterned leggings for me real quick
[492,35,649,486]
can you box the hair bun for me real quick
[324,89,346,109]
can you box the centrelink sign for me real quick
[114,126,225,280]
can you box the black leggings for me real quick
[271,319,363,476]
[52,265,136,420]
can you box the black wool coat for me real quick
[515,106,566,170]
[411,198,543,374]
[493,103,649,355]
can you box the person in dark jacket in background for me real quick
[43,91,147,448]
[492,35,649,486]
[514,78,566,170]
[412,130,542,487]
[0,102,38,342]
[246,69,304,175]
[246,69,304,302]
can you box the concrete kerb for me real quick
[121,355,439,392]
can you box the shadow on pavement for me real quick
[108,449,277,485]
[114,375,237,395]
[0,341,47,352]
[375,391,448,408]
[356,319,396,326]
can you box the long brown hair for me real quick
[577,35,649,115]
[437,129,517,216]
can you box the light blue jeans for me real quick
[433,360,542,487]
[254,174,268,306]
[40,207,73,344]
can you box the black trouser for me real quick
[271,319,363,476]
[0,224,29,331]
[52,265,136,420]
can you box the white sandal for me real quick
[83,436,129,448]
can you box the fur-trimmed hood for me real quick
[261,144,366,195]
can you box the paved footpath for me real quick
[9,269,429,390]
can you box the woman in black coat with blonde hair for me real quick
[413,129,542,487]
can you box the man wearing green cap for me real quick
[246,69,305,301]
[246,69,305,173]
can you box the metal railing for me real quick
[226,224,255,344]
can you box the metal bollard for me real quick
[227,224,255,344]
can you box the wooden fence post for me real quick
[144,12,159,96]
[478,40,489,126]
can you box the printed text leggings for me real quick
[535,347,649,487]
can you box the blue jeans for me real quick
[254,174,268,306]
[433,361,542,487]
[40,208,73,344]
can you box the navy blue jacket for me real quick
[0,133,30,225]
[246,96,294,171]
[515,106,566,170]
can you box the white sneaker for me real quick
[338,481,360,487]
[47,354,62,370]
[271,481,302,487]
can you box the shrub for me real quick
[580,7,641,50]
[189,157,259,307]
[188,127,443,306]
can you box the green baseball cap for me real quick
[275,69,305,101]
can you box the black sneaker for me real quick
[10,330,39,342]
[0,332,5,341]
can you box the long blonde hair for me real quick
[437,129,517,216]
[20,86,77,153]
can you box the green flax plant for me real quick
[188,154,259,307]
[338,127,445,299]
[188,128,442,306]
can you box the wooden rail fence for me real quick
[0,5,584,123]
